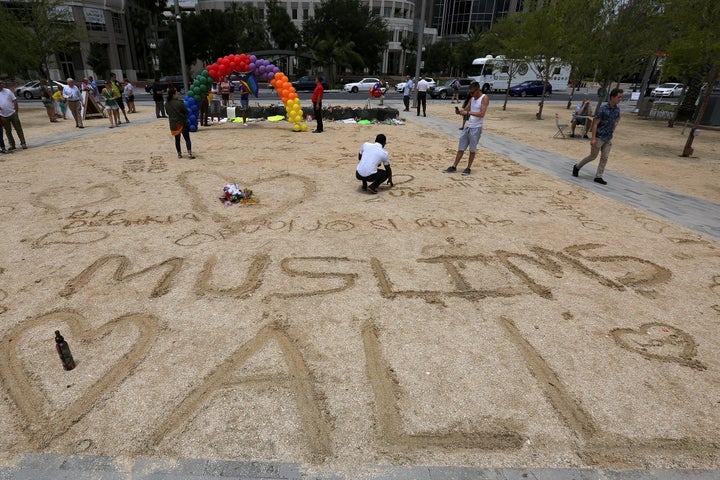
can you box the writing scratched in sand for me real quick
[0,311,711,463]
[56,244,671,303]
[63,209,200,229]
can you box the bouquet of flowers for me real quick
[220,183,255,205]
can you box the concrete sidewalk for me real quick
[1,452,718,479]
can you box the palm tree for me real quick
[308,33,363,86]
[400,34,416,75]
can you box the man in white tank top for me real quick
[442,81,489,176]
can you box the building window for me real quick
[84,7,106,32]
[112,12,122,34]
[292,8,297,19]
[303,8,308,19]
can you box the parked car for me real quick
[508,80,551,97]
[429,78,473,99]
[343,78,387,94]
[291,76,328,92]
[395,77,436,92]
[14,80,65,99]
[651,82,684,97]
[144,75,185,93]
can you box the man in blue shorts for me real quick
[442,81,489,176]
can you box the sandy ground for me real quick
[0,97,719,474]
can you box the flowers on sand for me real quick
[220,183,255,206]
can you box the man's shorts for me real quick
[240,97,249,110]
[458,126,483,152]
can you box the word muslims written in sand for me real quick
[56,243,671,302]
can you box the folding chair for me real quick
[554,113,570,138]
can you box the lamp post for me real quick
[149,42,159,75]
[294,42,299,77]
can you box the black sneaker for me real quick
[442,166,457,173]
[461,168,471,176]
[594,177,607,185]
[572,164,579,177]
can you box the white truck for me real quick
[468,55,571,93]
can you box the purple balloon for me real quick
[249,62,255,71]
[250,55,257,63]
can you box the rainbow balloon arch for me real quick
[183,53,307,132]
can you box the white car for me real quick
[395,77,436,92]
[343,78,387,94]
[651,82,684,97]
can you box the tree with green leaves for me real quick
[266,0,301,50]
[481,13,530,110]
[87,43,111,80]
[661,0,720,156]
[302,0,389,75]
[0,7,36,76]
[508,0,569,120]
[0,0,85,78]
[163,5,270,73]
[453,27,486,75]
[550,0,604,109]
[584,0,665,107]
[424,39,453,77]
[399,34,416,75]
[306,32,363,86]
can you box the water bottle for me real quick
[55,330,76,371]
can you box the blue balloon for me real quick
[189,124,198,132]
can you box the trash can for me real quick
[700,94,720,126]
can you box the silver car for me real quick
[14,80,65,99]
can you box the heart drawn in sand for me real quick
[177,170,313,227]
[32,229,109,248]
[0,309,159,447]
[31,183,120,213]
[610,322,706,371]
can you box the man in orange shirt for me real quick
[311,76,324,133]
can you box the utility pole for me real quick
[411,0,426,109]
[174,0,189,94]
